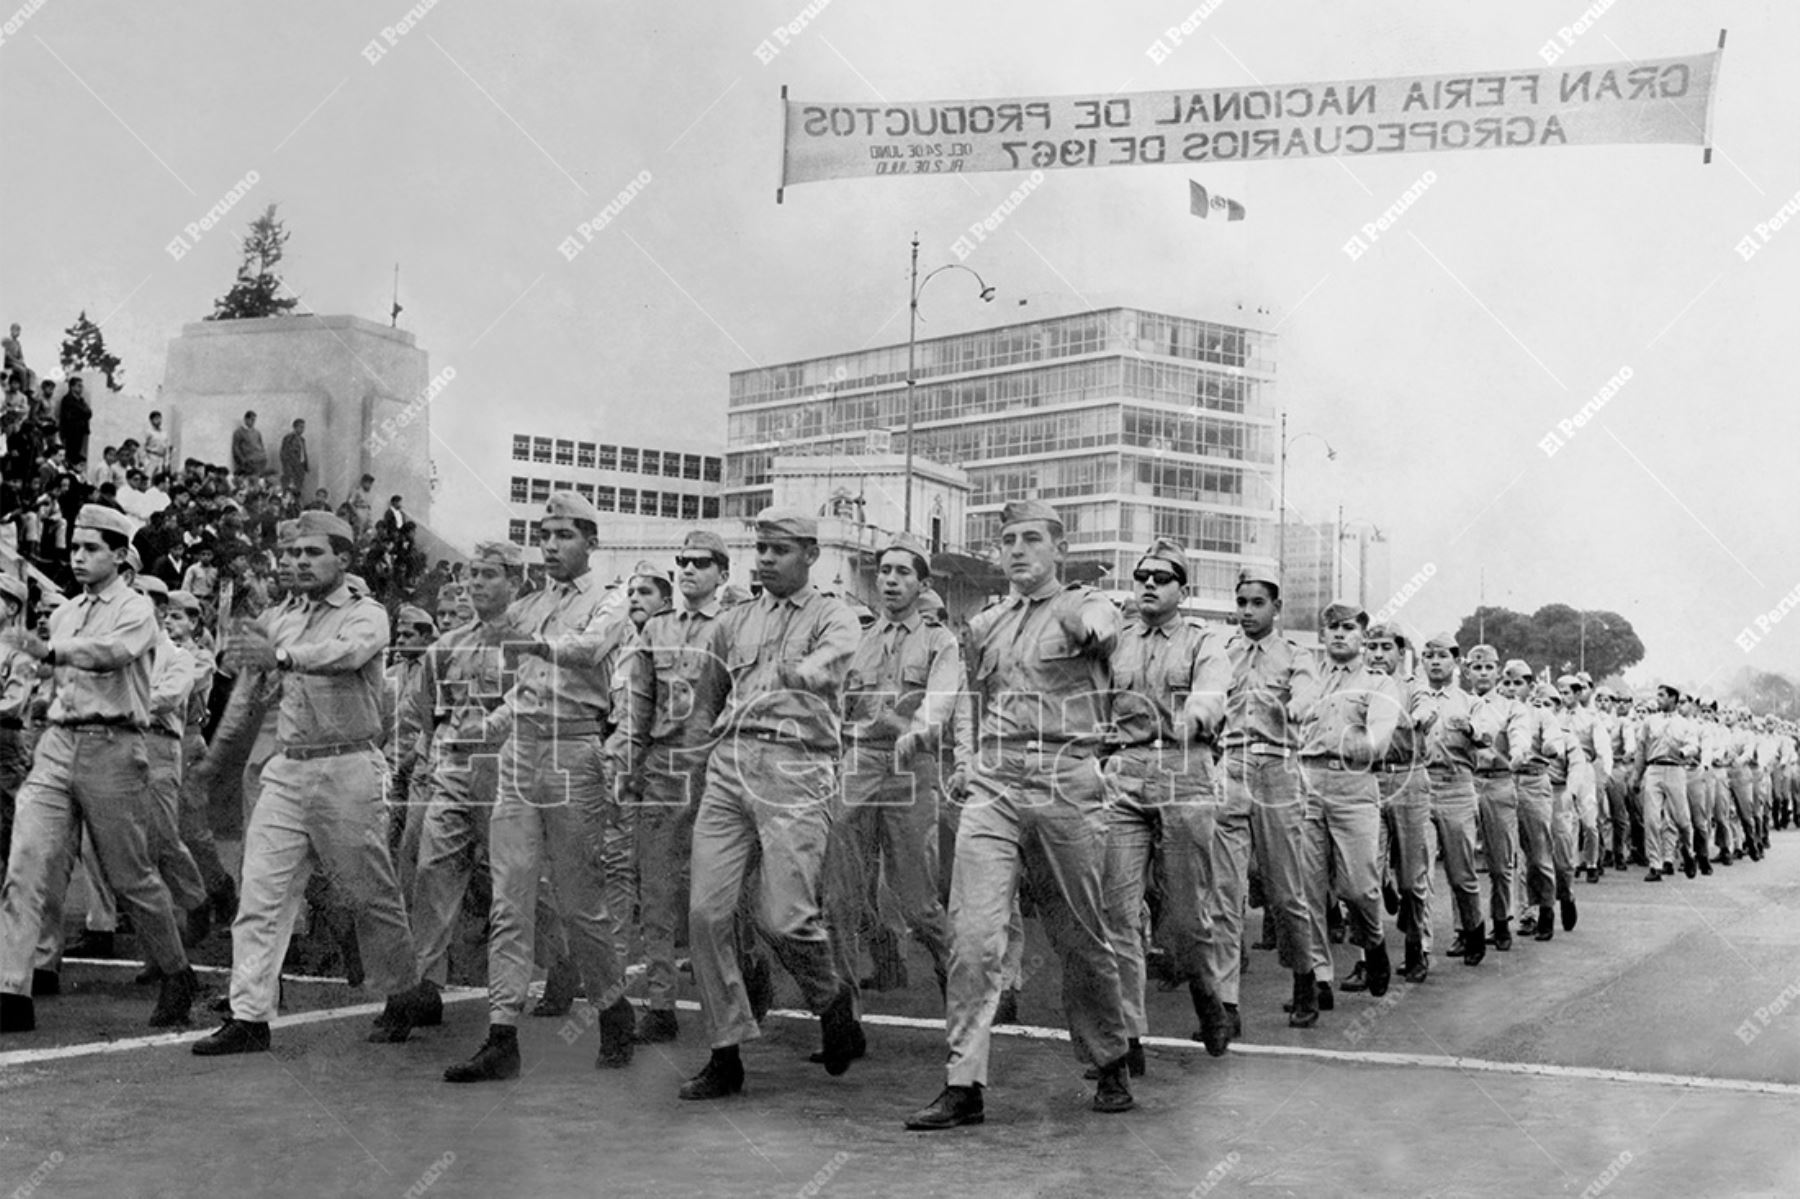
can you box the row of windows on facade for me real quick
[725,358,1271,450]
[508,481,722,523]
[727,308,1275,409]
[510,435,722,481]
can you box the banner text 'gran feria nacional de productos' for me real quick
[778,50,1721,190]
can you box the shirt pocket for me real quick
[1037,626,1080,662]
[725,645,759,683]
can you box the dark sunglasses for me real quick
[1132,569,1182,587]
[674,555,716,569]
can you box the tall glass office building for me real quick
[724,307,1278,612]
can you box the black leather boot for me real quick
[1091,1055,1136,1113]
[678,1046,745,1100]
[596,997,636,1068]
[1287,971,1319,1028]
[443,1025,521,1083]
[1463,922,1486,966]
[148,966,197,1028]
[1364,941,1392,998]
[1535,904,1555,941]
[904,1084,983,1130]
[192,1017,271,1056]
[1190,981,1230,1056]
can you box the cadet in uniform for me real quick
[836,534,961,997]
[617,530,733,1043]
[1675,695,1715,877]
[165,588,232,926]
[1415,637,1486,965]
[1098,538,1232,1067]
[1465,644,1525,951]
[905,499,1132,1130]
[0,504,195,1033]
[1357,623,1433,985]
[1533,682,1581,930]
[1560,675,1612,883]
[193,510,423,1055]
[680,507,863,1102]
[1636,684,1697,880]
[1597,688,1641,869]
[0,575,35,870]
[1294,600,1398,1009]
[444,491,637,1083]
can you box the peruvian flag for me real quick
[1189,179,1245,221]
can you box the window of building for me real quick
[599,444,618,471]
[575,482,595,503]
[641,449,661,476]
[660,492,679,518]
[554,439,574,466]
[682,454,701,480]
[620,446,639,473]
[640,489,658,514]
[702,496,721,519]
[618,488,637,514]
[680,494,700,520]
[508,519,527,544]
[703,456,722,483]
[512,435,531,461]
[596,485,616,511]
[509,477,528,504]
[529,520,543,544]
[529,477,551,504]
[532,437,552,463]
[576,441,596,469]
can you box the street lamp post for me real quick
[1275,409,1337,578]
[905,232,995,533]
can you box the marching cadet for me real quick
[1753,717,1779,854]
[1559,674,1612,883]
[385,603,437,889]
[1635,683,1697,880]
[1,575,39,871]
[1414,636,1487,964]
[444,490,637,1083]
[1675,696,1716,877]
[1701,706,1734,870]
[905,499,1132,1130]
[1541,682,1586,924]
[836,533,960,998]
[193,510,424,1056]
[405,540,520,1017]
[617,531,733,1043]
[1293,600,1398,1011]
[681,507,864,1102]
[0,504,196,1033]
[1465,644,1525,952]
[1597,688,1642,869]
[1206,565,1318,1031]
[1356,623,1433,986]
[135,573,213,946]
[1725,709,1760,863]
[1499,665,1561,938]
[1097,538,1232,1069]
[165,588,234,927]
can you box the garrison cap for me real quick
[1655,681,1682,698]
[1364,621,1409,648]
[1235,564,1282,593]
[1422,632,1461,656]
[75,504,134,540]
[1466,644,1500,664]
[680,530,730,560]
[999,498,1062,530]
[919,586,947,615]
[1576,671,1594,687]
[134,574,169,600]
[1502,658,1534,678]
[295,509,354,542]
[168,589,203,616]
[1529,683,1561,704]
[471,539,524,567]
[630,558,671,585]
[397,604,434,630]
[1320,597,1368,626]
[345,574,370,598]
[1137,537,1189,583]
[1556,673,1580,688]
[276,519,300,546]
[0,575,27,608]
[879,532,932,577]
[754,506,817,542]
[543,489,601,526]
[124,547,143,574]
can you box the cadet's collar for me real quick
[1133,617,1174,639]
[681,596,723,621]
[310,582,352,610]
[557,570,596,598]
[1013,575,1061,606]
[881,609,923,634]
[764,584,816,611]
[86,574,132,604]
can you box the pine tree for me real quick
[59,311,124,391]
[207,203,299,321]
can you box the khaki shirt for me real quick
[1377,674,1426,768]
[959,577,1119,755]
[260,583,390,747]
[1513,704,1572,776]
[148,631,208,738]
[45,574,158,726]
[408,618,511,751]
[1110,617,1229,747]
[1638,711,1698,765]
[501,570,628,727]
[1468,688,1528,774]
[1412,683,1482,774]
[1219,630,1318,752]
[843,609,963,748]
[1297,657,1401,765]
[622,598,726,749]
[703,584,861,752]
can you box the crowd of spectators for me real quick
[2,330,440,621]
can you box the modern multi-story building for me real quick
[1282,518,1391,636]
[724,307,1278,617]
[504,432,723,546]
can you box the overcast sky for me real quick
[3,0,1796,692]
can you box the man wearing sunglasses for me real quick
[1097,538,1232,1069]
[680,508,863,1102]
[1216,566,1320,1029]
[1293,600,1399,1012]
[834,533,960,1002]
[906,498,1131,1129]
[615,531,733,1045]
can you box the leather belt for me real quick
[995,739,1098,760]
[1377,762,1422,775]
[280,739,379,761]
[514,718,604,739]
[1223,743,1291,758]
[1475,769,1512,778]
[0,718,22,731]
[1647,759,1682,767]
[1301,756,1360,772]
[146,728,182,740]
[54,720,145,735]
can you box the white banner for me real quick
[780,50,1721,189]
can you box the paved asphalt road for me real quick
[4,833,1799,1197]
